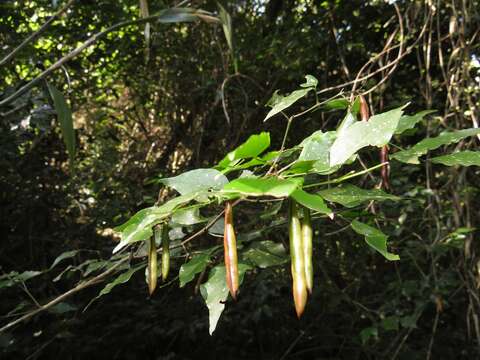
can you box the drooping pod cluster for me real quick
[223,201,239,299]
[148,224,171,295]
[288,199,313,317]
[359,95,390,189]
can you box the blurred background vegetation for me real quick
[1,0,479,359]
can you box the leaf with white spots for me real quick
[431,151,480,167]
[330,105,407,166]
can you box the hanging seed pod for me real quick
[161,224,170,282]
[224,201,239,299]
[380,145,390,190]
[148,235,158,295]
[289,199,307,318]
[302,207,313,294]
[359,95,370,122]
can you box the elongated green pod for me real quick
[161,224,170,282]
[301,207,313,294]
[289,199,307,318]
[224,201,239,299]
[148,235,157,295]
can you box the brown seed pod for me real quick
[224,201,239,299]
[359,95,370,122]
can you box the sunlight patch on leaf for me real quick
[330,105,406,166]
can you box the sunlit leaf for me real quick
[330,105,406,166]
[113,192,204,253]
[295,130,336,173]
[351,220,399,261]
[200,263,251,335]
[322,98,349,110]
[431,151,480,167]
[222,177,302,198]
[299,74,318,88]
[171,206,206,225]
[264,76,317,121]
[391,128,480,164]
[318,184,400,208]
[160,168,228,196]
[336,111,356,137]
[291,189,332,216]
[217,132,270,169]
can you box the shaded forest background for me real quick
[1,0,480,359]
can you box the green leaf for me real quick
[50,250,80,269]
[351,220,399,261]
[83,260,109,277]
[48,302,77,314]
[395,110,436,134]
[322,98,349,110]
[179,253,211,287]
[217,132,270,169]
[295,130,336,174]
[217,3,236,72]
[156,7,206,23]
[391,128,480,164]
[360,326,378,344]
[160,169,228,196]
[336,111,356,137]
[264,76,316,121]
[222,177,301,198]
[318,184,400,208]
[299,74,318,88]
[87,265,144,308]
[330,105,406,166]
[242,240,287,268]
[200,264,250,335]
[0,270,42,289]
[47,84,75,168]
[171,206,206,226]
[431,151,480,167]
[218,3,233,54]
[382,316,400,331]
[113,192,203,253]
[291,189,332,216]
